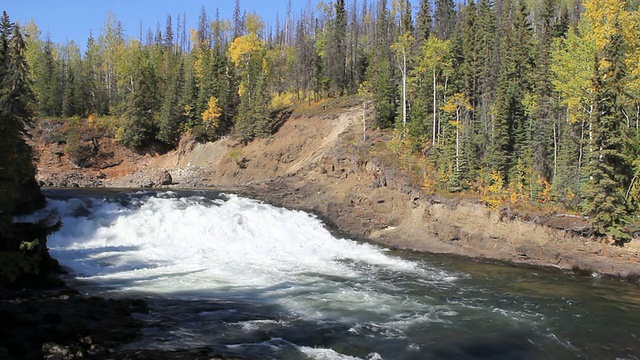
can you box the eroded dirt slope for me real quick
[32,105,640,279]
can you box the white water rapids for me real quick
[26,190,640,360]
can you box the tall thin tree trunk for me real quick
[363,101,367,141]
[432,67,437,146]
[455,107,460,175]
[402,47,407,134]
[553,120,557,182]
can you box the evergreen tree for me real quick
[33,38,61,116]
[434,0,456,40]
[487,0,534,185]
[157,57,184,145]
[325,0,347,96]
[529,0,566,183]
[367,0,397,129]
[476,0,498,156]
[234,0,244,39]
[119,47,159,148]
[416,0,433,44]
[449,0,481,181]
[0,16,36,235]
[582,30,633,243]
[61,41,87,118]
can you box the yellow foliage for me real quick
[387,129,411,156]
[506,183,523,205]
[228,33,264,69]
[238,82,247,97]
[202,96,222,132]
[442,93,472,113]
[536,176,553,204]
[189,28,199,48]
[183,104,193,116]
[583,0,632,49]
[271,91,297,110]
[245,13,264,35]
[553,0,640,122]
[481,171,505,209]
[421,173,436,195]
[90,116,120,136]
[194,54,204,84]
[114,126,126,144]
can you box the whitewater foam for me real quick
[38,192,459,320]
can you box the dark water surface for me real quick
[35,189,640,359]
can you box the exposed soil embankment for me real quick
[31,104,640,279]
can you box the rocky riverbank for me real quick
[0,276,254,359]
[0,278,145,359]
[30,103,640,280]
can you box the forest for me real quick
[3,0,640,243]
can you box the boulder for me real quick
[157,169,173,186]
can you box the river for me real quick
[33,189,640,359]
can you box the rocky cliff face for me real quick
[29,104,640,279]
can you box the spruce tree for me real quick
[529,0,566,184]
[416,0,433,44]
[0,16,37,236]
[487,0,534,186]
[120,48,159,148]
[367,0,396,129]
[157,57,184,145]
[33,39,61,116]
[326,0,347,96]
[434,0,456,40]
[582,30,634,243]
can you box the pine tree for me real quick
[487,0,534,186]
[450,0,481,180]
[367,0,397,129]
[157,57,184,146]
[83,33,103,115]
[529,0,567,184]
[234,0,244,39]
[434,0,456,40]
[33,38,62,116]
[416,0,433,44]
[0,15,37,235]
[582,30,633,243]
[325,0,347,96]
[119,46,159,148]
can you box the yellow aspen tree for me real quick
[228,33,264,99]
[202,96,222,135]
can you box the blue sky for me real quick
[2,0,310,46]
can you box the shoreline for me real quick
[45,184,640,283]
[32,107,640,283]
[3,182,637,358]
[43,183,640,282]
[226,181,640,282]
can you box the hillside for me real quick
[30,101,640,279]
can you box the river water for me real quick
[33,189,640,359]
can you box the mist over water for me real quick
[33,189,640,359]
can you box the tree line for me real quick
[11,0,640,242]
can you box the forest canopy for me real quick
[8,0,640,243]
